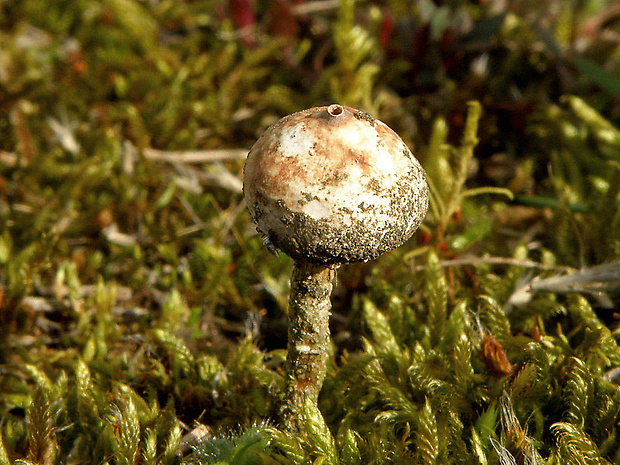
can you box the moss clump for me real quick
[1,0,619,464]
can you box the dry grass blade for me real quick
[143,148,248,163]
[529,261,620,294]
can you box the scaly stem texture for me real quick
[282,261,337,432]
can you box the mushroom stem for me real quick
[282,260,337,432]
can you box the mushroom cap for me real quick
[243,104,429,264]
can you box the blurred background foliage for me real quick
[1,0,620,463]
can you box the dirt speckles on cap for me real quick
[244,104,429,264]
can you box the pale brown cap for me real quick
[244,104,429,264]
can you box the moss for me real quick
[1,0,619,464]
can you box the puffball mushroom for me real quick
[243,104,429,432]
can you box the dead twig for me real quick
[291,0,340,15]
[414,255,574,272]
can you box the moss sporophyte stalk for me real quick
[243,104,429,432]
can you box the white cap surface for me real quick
[244,104,428,264]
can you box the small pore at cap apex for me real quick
[327,104,344,117]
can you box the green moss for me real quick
[1,0,619,463]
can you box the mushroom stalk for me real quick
[282,261,337,432]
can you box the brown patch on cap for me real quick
[244,105,429,264]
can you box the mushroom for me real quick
[243,104,429,432]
